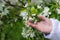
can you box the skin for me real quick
[27,15,52,33]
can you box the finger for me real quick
[27,21,36,28]
[38,15,51,25]
[37,15,46,21]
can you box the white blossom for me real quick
[29,17,34,21]
[55,0,60,5]
[31,0,43,4]
[24,3,28,7]
[19,11,28,17]
[37,5,41,9]
[48,12,51,15]
[43,7,49,13]
[9,0,18,4]
[0,3,4,11]
[30,32,35,38]
[39,7,50,17]
[14,18,18,22]
[56,8,60,14]
[0,8,9,17]
[21,27,35,38]
[44,0,52,4]
[34,20,37,24]
[32,14,36,16]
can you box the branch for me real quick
[3,0,24,8]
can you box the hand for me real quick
[27,15,52,33]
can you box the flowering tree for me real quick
[0,0,60,40]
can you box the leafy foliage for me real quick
[0,0,60,40]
